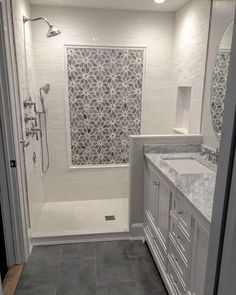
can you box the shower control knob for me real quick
[25,127,42,138]
[24,97,35,109]
[25,128,32,137]
[20,139,30,147]
[25,114,36,124]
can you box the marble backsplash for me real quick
[144,143,218,165]
[143,143,201,154]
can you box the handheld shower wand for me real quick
[40,84,50,113]
[38,84,50,173]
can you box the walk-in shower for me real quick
[20,8,130,239]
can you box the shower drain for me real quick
[105,215,116,221]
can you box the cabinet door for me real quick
[144,165,158,224]
[188,219,209,295]
[157,179,171,248]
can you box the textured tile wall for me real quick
[174,0,211,134]
[23,2,212,203]
[31,6,175,202]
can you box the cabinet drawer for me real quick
[144,219,166,270]
[168,257,187,295]
[170,218,191,262]
[169,238,189,287]
[171,194,191,236]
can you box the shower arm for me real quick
[23,16,53,28]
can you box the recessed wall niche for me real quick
[174,86,192,134]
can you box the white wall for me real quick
[12,0,44,229]
[31,5,176,202]
[173,0,211,134]
[201,1,235,149]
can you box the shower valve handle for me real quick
[25,114,37,124]
[26,127,42,139]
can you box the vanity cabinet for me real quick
[144,164,171,271]
[188,219,209,295]
[144,162,209,295]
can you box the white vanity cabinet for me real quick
[144,163,171,271]
[188,219,209,295]
[144,162,210,295]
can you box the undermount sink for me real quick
[163,157,214,175]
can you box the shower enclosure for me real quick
[13,2,148,241]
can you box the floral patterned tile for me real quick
[67,47,144,165]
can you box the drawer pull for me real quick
[177,236,181,239]
[153,236,156,240]
[173,233,181,240]
[178,211,183,215]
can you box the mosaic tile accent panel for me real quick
[210,50,231,140]
[67,47,144,165]
[200,145,219,164]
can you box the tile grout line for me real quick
[97,279,137,285]
[94,244,99,295]
[54,245,63,295]
[127,245,140,295]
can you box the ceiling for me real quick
[29,0,191,12]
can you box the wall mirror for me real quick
[210,22,234,141]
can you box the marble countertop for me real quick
[144,152,217,223]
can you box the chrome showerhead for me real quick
[46,25,61,38]
[23,16,61,38]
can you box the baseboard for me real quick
[31,227,144,246]
[130,223,144,238]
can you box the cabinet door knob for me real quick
[178,211,183,215]
[153,180,159,186]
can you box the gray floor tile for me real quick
[29,245,62,265]
[96,255,134,284]
[16,262,59,293]
[126,241,151,258]
[56,260,96,295]
[97,281,138,295]
[129,256,167,295]
[16,241,167,295]
[95,240,128,259]
[62,243,95,262]
[95,241,134,283]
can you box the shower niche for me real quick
[174,86,192,134]
[66,46,145,167]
